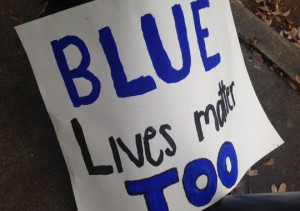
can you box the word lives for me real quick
[71,119,176,175]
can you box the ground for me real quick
[240,0,300,47]
[0,0,299,210]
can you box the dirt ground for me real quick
[239,0,300,47]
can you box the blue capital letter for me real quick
[217,141,238,188]
[142,5,191,83]
[183,158,217,207]
[51,36,101,107]
[125,168,179,211]
[191,0,221,71]
[99,27,157,98]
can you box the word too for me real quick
[51,0,221,107]
[125,141,238,210]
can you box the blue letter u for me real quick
[142,4,191,83]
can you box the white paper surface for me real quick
[16,0,283,210]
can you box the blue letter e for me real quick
[51,36,101,107]
[191,0,221,71]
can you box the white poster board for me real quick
[16,0,283,210]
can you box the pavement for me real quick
[0,0,299,210]
[230,0,300,81]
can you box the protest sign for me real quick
[16,0,283,210]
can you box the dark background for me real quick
[0,0,299,210]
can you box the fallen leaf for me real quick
[284,30,291,35]
[282,9,290,17]
[265,19,272,26]
[272,11,281,16]
[291,27,298,42]
[262,158,275,166]
[286,19,293,26]
[259,6,269,12]
[1,11,21,21]
[275,16,282,22]
[252,50,264,62]
[279,30,284,37]
[271,184,278,193]
[293,42,300,49]
[244,38,258,45]
[255,9,267,20]
[248,185,252,194]
[287,34,292,40]
[278,183,287,193]
[295,74,300,84]
[275,2,279,11]
[283,77,300,91]
[246,169,258,176]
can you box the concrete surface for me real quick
[230,0,300,80]
[239,44,300,194]
[0,0,299,210]
[0,0,76,210]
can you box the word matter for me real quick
[194,80,235,142]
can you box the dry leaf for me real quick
[244,38,258,45]
[275,2,279,11]
[275,16,282,22]
[291,27,298,42]
[278,183,287,193]
[284,30,291,35]
[287,34,292,40]
[1,11,21,21]
[284,77,300,91]
[293,42,300,49]
[259,6,269,12]
[279,30,284,37]
[272,11,281,16]
[248,185,252,194]
[282,9,291,17]
[271,184,278,193]
[256,9,267,20]
[295,74,300,84]
[265,19,272,26]
[287,19,293,26]
[252,50,264,62]
[246,169,258,176]
[262,158,275,166]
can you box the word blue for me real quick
[51,0,220,108]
